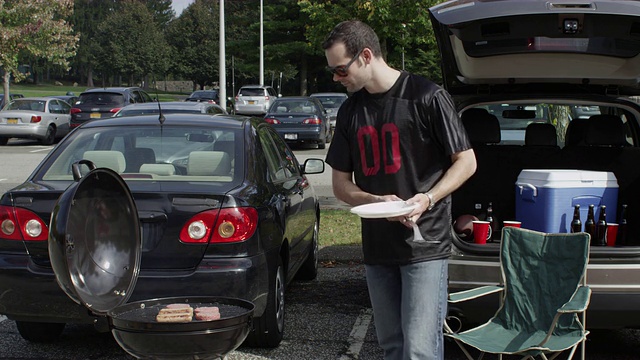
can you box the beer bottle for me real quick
[571,204,582,233]
[486,202,496,242]
[596,205,607,246]
[585,204,597,245]
[616,204,628,246]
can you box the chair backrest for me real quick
[83,150,126,173]
[187,151,231,176]
[125,147,156,173]
[564,118,589,147]
[498,227,590,333]
[585,114,627,147]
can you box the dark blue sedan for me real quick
[264,96,331,149]
[0,113,324,348]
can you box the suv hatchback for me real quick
[70,87,154,128]
[235,85,279,115]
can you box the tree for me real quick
[94,1,170,87]
[0,0,78,105]
[166,0,219,90]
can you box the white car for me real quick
[429,0,640,330]
[0,97,72,145]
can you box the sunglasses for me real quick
[327,49,363,77]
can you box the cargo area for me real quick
[451,104,640,247]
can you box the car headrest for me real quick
[83,150,126,173]
[461,108,501,144]
[139,163,176,176]
[525,123,557,146]
[585,114,627,147]
[187,151,232,176]
[565,118,589,147]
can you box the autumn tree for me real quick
[0,0,78,106]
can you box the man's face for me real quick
[325,43,365,93]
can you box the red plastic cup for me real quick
[503,221,522,228]
[606,223,619,247]
[472,221,490,245]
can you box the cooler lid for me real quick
[517,169,618,187]
[48,161,141,315]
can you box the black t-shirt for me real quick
[326,72,472,265]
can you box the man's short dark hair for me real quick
[322,20,382,58]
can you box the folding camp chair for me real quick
[445,227,591,360]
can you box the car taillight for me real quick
[0,205,48,241]
[70,108,81,114]
[109,108,121,113]
[264,117,281,124]
[303,118,321,125]
[30,116,42,123]
[179,207,258,244]
[265,96,270,101]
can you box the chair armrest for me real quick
[448,285,503,303]
[558,286,591,313]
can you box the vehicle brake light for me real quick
[303,118,321,125]
[265,96,270,101]
[109,108,121,113]
[70,108,81,114]
[30,116,42,123]
[179,207,258,244]
[0,205,48,241]
[264,118,281,124]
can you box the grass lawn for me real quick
[8,83,187,102]
[319,209,362,247]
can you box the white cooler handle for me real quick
[516,182,537,197]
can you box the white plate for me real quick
[350,201,418,219]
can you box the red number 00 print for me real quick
[357,123,401,176]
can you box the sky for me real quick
[171,0,194,16]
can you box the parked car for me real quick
[264,96,331,149]
[0,93,24,107]
[309,92,348,138]
[0,113,324,347]
[113,101,227,117]
[47,93,79,107]
[235,85,279,115]
[0,97,71,145]
[429,0,640,330]
[185,90,220,104]
[70,87,155,128]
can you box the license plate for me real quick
[284,133,297,140]
[248,100,255,105]
[90,113,101,119]
[7,118,18,124]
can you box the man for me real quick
[322,20,477,360]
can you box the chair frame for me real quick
[445,227,591,360]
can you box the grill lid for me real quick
[49,160,141,315]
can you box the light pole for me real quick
[259,0,264,85]
[219,0,226,110]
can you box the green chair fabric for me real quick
[445,227,591,360]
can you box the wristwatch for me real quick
[425,192,436,211]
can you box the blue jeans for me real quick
[365,259,448,360]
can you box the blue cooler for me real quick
[515,169,618,233]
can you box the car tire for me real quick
[0,137,7,145]
[16,321,65,342]
[295,217,319,281]
[245,256,285,348]
[41,125,56,145]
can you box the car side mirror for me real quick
[301,158,325,174]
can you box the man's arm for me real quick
[332,169,401,207]
[405,148,477,219]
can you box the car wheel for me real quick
[41,125,56,145]
[0,137,7,145]
[245,256,285,348]
[295,217,319,281]
[16,321,65,342]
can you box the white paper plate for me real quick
[350,201,418,219]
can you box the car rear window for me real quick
[41,125,241,184]
[239,88,265,96]
[6,100,45,112]
[78,92,126,106]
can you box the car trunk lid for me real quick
[428,0,640,96]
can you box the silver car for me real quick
[0,97,71,145]
[234,85,279,115]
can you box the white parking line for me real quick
[30,147,52,153]
[339,308,373,360]
[0,179,6,182]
